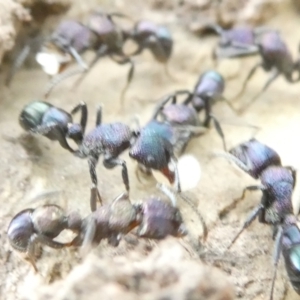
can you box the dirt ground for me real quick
[1,0,300,299]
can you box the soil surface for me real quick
[1,1,300,300]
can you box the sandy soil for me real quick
[1,0,300,299]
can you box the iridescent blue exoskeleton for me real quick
[281,223,300,295]
[151,71,229,152]
[129,118,208,238]
[19,100,87,152]
[218,138,298,299]
[73,106,136,211]
[129,118,181,191]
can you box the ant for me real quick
[72,106,136,211]
[38,11,135,101]
[280,221,300,296]
[18,102,182,214]
[7,185,189,271]
[4,0,71,87]
[206,24,272,62]
[232,31,300,112]
[129,118,181,191]
[75,104,208,236]
[151,71,234,152]
[127,20,172,64]
[19,101,207,235]
[70,185,188,253]
[217,138,298,299]
[19,100,87,152]
[123,19,173,83]
[7,204,81,272]
[40,13,173,106]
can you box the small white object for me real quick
[177,154,201,191]
[36,52,61,75]
[152,154,201,192]
[36,51,71,76]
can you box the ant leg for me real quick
[88,156,102,211]
[68,46,88,70]
[208,114,227,151]
[227,41,259,55]
[170,155,181,193]
[239,71,280,114]
[253,70,280,98]
[253,27,277,36]
[178,125,208,136]
[108,12,132,20]
[44,67,86,98]
[204,23,223,35]
[178,192,208,241]
[115,57,135,108]
[269,226,283,300]
[183,93,195,105]
[285,166,297,189]
[203,96,212,127]
[103,156,130,192]
[208,93,239,114]
[156,183,177,206]
[53,126,76,153]
[157,182,207,241]
[151,95,176,120]
[71,101,88,133]
[6,44,31,87]
[227,203,264,250]
[31,123,75,153]
[212,47,219,68]
[95,106,102,126]
[80,217,97,257]
[215,44,259,60]
[73,44,108,88]
[135,164,153,185]
[219,185,265,218]
[213,151,252,174]
[26,235,39,272]
[291,59,300,82]
[173,125,207,154]
[111,192,130,206]
[233,62,262,101]
[151,90,192,120]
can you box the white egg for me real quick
[36,52,61,75]
[177,154,201,191]
[36,51,71,76]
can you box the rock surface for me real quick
[25,239,234,300]
[0,0,31,63]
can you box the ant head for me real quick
[19,101,51,131]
